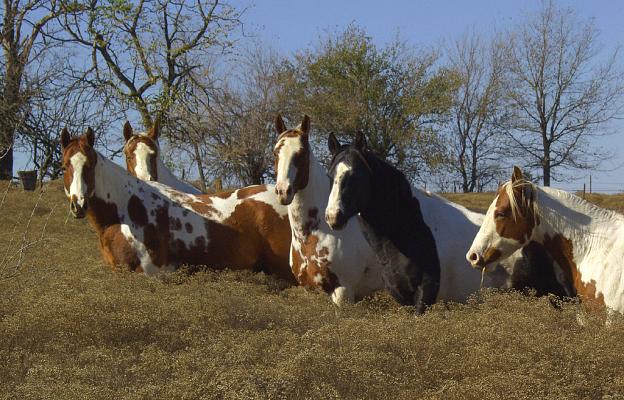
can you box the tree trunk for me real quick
[0,141,14,180]
[191,140,207,192]
[542,143,551,186]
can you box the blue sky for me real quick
[230,0,624,192]
[15,0,624,192]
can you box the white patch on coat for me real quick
[133,142,156,181]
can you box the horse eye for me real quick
[494,210,509,219]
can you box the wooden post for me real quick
[583,183,586,199]
[589,175,592,193]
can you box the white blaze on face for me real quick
[326,161,350,220]
[274,137,302,200]
[69,152,89,207]
[467,195,519,266]
[134,142,156,181]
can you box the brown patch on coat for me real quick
[185,223,193,233]
[218,199,294,282]
[494,187,535,244]
[290,234,339,294]
[482,247,501,266]
[128,195,148,226]
[237,185,267,199]
[123,135,158,180]
[543,233,605,307]
[85,196,142,271]
[212,189,236,199]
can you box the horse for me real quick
[324,132,561,303]
[325,131,440,311]
[122,120,202,194]
[61,127,295,283]
[273,114,387,305]
[467,166,624,313]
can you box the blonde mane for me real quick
[500,179,538,222]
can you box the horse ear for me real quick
[299,115,310,135]
[148,119,159,140]
[511,166,523,183]
[123,121,133,142]
[60,127,71,150]
[355,130,367,151]
[84,127,95,147]
[275,113,286,135]
[328,132,340,155]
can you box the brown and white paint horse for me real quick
[122,121,202,194]
[61,127,295,282]
[467,166,624,313]
[273,114,387,305]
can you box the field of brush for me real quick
[1,181,624,399]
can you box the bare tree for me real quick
[59,0,244,130]
[447,32,507,192]
[501,1,624,186]
[17,59,124,183]
[0,0,81,179]
[169,44,290,188]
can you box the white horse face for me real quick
[467,168,537,269]
[61,127,98,219]
[123,121,159,182]
[273,114,311,205]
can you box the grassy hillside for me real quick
[1,181,623,399]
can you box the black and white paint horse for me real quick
[325,131,441,312]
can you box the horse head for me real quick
[467,166,538,269]
[123,120,159,182]
[272,114,311,205]
[325,130,373,230]
[60,127,98,219]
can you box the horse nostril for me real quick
[469,252,478,262]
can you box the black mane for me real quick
[329,143,441,312]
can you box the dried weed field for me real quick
[1,181,623,399]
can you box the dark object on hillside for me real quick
[17,170,37,191]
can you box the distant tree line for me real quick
[1,0,623,190]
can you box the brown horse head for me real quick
[467,166,538,268]
[123,120,159,182]
[60,127,98,218]
[273,114,311,205]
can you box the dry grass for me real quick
[1,181,624,399]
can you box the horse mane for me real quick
[540,185,622,222]
[361,150,415,213]
[503,178,622,225]
[500,179,539,222]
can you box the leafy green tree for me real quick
[284,25,459,179]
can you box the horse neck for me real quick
[88,153,136,231]
[534,186,619,260]
[362,160,407,224]
[156,157,200,194]
[289,152,329,227]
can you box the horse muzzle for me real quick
[325,209,347,230]
[467,250,485,269]
[275,182,294,205]
[70,197,88,219]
